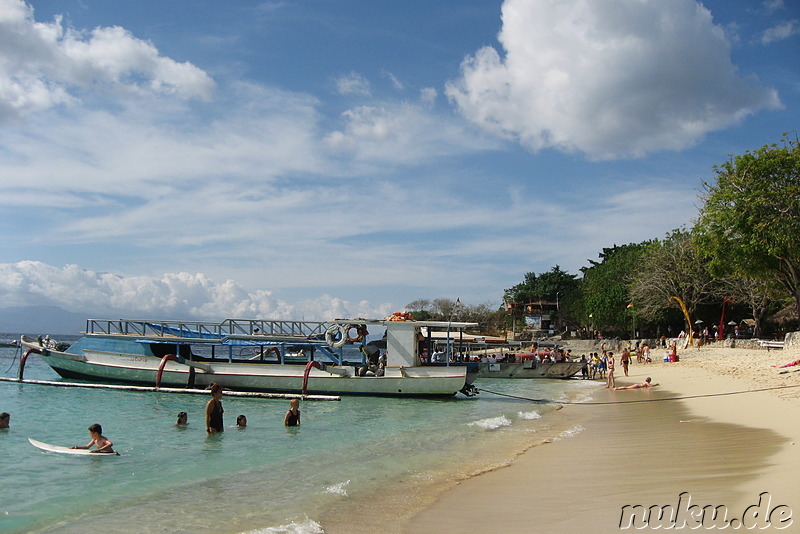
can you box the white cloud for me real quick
[0,0,214,120]
[383,70,405,91]
[0,261,388,321]
[761,19,800,43]
[762,0,784,15]
[445,0,782,159]
[419,87,437,107]
[334,72,372,96]
[323,101,497,163]
[0,1,716,317]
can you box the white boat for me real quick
[18,317,479,398]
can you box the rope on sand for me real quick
[476,383,800,405]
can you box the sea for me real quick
[0,334,599,534]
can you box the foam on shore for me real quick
[401,345,800,534]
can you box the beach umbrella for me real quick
[694,319,704,324]
[728,321,738,326]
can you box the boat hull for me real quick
[29,345,468,397]
[475,361,582,379]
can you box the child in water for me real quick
[284,398,300,427]
[71,423,115,453]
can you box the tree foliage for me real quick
[580,243,650,333]
[503,265,581,331]
[402,135,799,339]
[695,134,800,321]
[630,229,720,324]
[503,265,578,305]
[403,298,509,336]
[714,276,784,337]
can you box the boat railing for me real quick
[85,318,333,339]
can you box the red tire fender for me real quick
[302,361,321,395]
[19,348,44,381]
[156,354,179,389]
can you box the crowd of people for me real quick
[0,383,303,454]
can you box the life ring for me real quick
[345,324,369,342]
[325,324,347,348]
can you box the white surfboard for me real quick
[28,438,120,456]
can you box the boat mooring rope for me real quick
[3,346,22,374]
[476,383,800,406]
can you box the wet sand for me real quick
[403,344,800,533]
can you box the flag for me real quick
[627,302,634,309]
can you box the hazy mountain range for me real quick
[0,306,86,336]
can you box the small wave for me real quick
[517,410,541,420]
[242,518,324,534]
[324,480,350,496]
[554,424,585,440]
[468,415,512,430]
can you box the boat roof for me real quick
[81,317,478,345]
[330,318,478,329]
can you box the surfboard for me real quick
[28,438,120,456]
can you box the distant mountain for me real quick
[0,306,86,335]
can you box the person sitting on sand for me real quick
[614,377,659,390]
[71,423,114,453]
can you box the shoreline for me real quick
[400,345,800,533]
[316,381,598,534]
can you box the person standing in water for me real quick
[284,398,301,427]
[205,383,224,433]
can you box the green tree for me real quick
[504,265,580,331]
[695,135,800,322]
[581,243,650,335]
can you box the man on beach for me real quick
[614,377,659,390]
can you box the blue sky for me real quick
[0,0,797,322]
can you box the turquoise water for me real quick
[0,338,597,533]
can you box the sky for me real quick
[0,0,797,323]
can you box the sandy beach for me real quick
[403,343,800,533]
